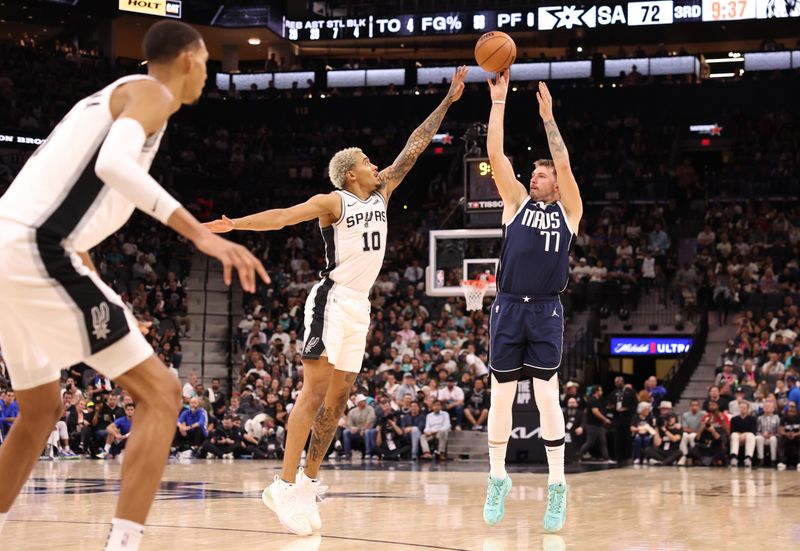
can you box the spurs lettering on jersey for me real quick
[320,190,388,294]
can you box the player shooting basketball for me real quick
[482,71,582,533]
[205,66,468,536]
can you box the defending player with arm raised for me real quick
[482,73,582,535]
[205,66,468,537]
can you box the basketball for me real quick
[474,31,516,74]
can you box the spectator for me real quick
[395,372,418,404]
[200,414,240,459]
[729,401,757,467]
[423,400,451,461]
[437,376,465,430]
[690,400,729,467]
[777,401,800,470]
[1,389,18,436]
[703,385,728,412]
[631,402,656,464]
[374,411,409,460]
[678,400,704,466]
[175,397,208,456]
[401,401,429,459]
[756,398,781,467]
[464,378,489,431]
[182,372,199,404]
[342,395,375,460]
[715,360,738,388]
[99,403,136,459]
[644,414,683,465]
[580,386,612,461]
[644,376,667,407]
[563,397,584,445]
[610,377,637,462]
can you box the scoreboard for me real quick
[282,0,797,41]
[465,158,505,213]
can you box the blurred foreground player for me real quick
[482,73,582,533]
[0,21,267,550]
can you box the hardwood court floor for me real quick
[4,459,800,550]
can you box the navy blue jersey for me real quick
[496,200,575,296]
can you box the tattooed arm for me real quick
[536,81,583,231]
[378,66,468,200]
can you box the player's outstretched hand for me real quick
[487,69,509,102]
[536,81,554,120]
[203,215,235,233]
[194,232,270,292]
[446,65,468,103]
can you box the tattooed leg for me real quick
[305,371,357,479]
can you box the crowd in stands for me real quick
[0,39,799,470]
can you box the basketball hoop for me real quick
[460,279,489,311]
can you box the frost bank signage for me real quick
[611,337,693,356]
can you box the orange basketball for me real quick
[474,31,516,74]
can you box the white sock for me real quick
[544,444,566,485]
[105,518,144,551]
[489,442,508,479]
[487,375,517,480]
[0,512,7,533]
[533,376,567,485]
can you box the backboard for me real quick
[426,228,503,297]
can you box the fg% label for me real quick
[421,14,463,31]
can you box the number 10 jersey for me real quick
[319,189,388,295]
[496,199,576,296]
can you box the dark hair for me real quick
[143,20,202,63]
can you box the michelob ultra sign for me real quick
[119,0,182,18]
[610,337,693,356]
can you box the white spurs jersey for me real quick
[0,75,166,251]
[320,189,388,294]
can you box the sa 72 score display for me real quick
[465,158,504,212]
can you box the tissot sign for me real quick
[611,337,693,356]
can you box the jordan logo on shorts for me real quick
[552,308,559,318]
[91,302,111,340]
[304,336,320,354]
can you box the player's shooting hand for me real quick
[194,233,270,292]
[203,215,235,233]
[487,69,509,102]
[445,65,468,104]
[536,81,554,120]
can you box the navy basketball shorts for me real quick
[488,293,564,384]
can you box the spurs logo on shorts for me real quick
[91,302,112,340]
[304,336,320,355]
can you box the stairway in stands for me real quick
[673,313,737,413]
[447,429,488,460]
[180,253,232,386]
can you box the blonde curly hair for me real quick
[328,147,362,189]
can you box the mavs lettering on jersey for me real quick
[497,200,575,296]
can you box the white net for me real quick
[460,279,489,311]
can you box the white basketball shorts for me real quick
[0,221,154,390]
[302,278,370,373]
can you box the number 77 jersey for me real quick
[319,189,388,294]
[496,199,576,296]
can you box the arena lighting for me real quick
[576,46,583,53]
[708,72,736,78]
[247,37,261,45]
[705,58,744,63]
[701,138,711,146]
